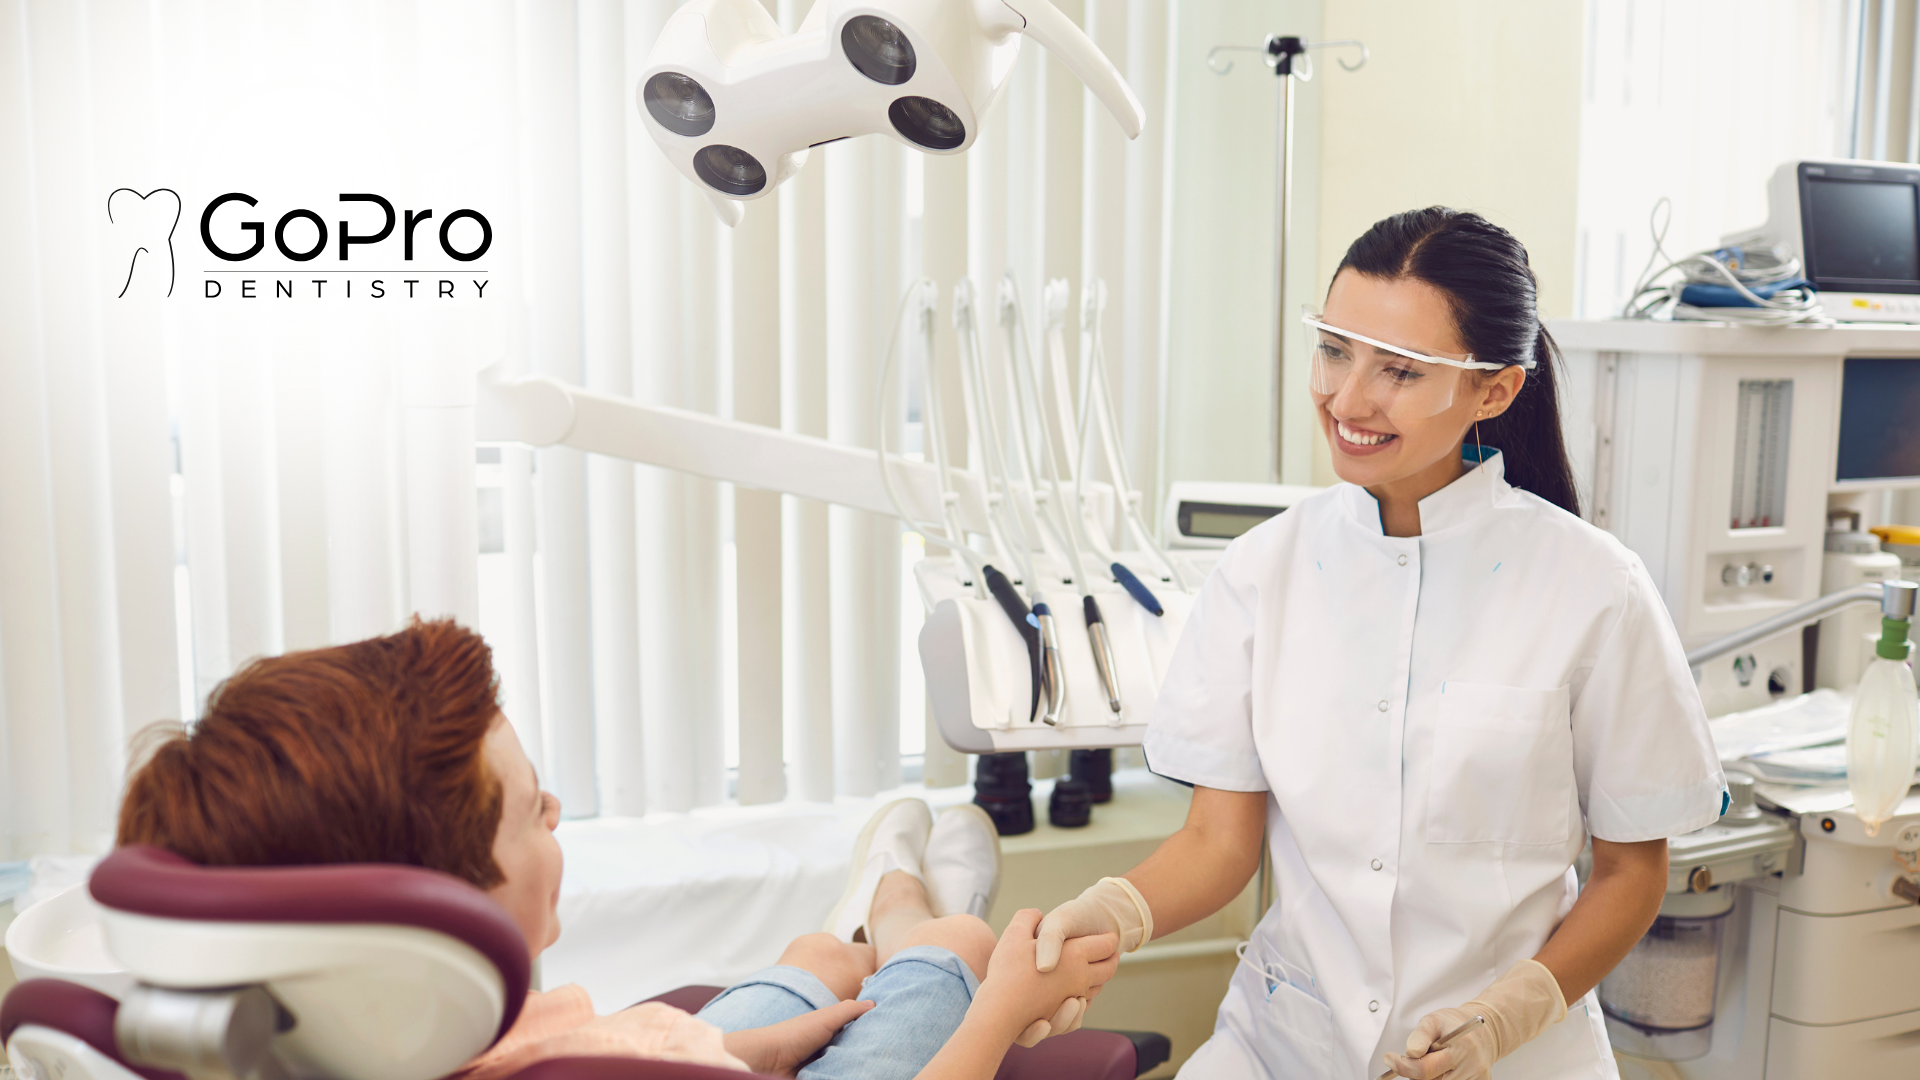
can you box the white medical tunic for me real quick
[1144,453,1725,1080]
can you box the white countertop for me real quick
[1547,317,1920,356]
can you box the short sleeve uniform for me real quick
[1145,453,1725,1080]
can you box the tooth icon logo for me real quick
[107,187,181,298]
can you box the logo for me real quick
[108,189,495,301]
[196,193,492,301]
[107,187,182,298]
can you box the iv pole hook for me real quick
[1206,36,1368,77]
[1201,31,1367,482]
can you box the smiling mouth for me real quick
[1336,421,1397,447]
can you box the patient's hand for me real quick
[971,910,1120,1047]
[721,999,875,1078]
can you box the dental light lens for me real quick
[642,72,716,136]
[693,144,767,196]
[843,16,916,85]
[889,97,966,150]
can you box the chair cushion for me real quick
[507,1057,772,1080]
[995,1029,1140,1080]
[642,986,726,1015]
[0,979,186,1080]
[90,845,532,1040]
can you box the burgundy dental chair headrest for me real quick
[90,845,532,1040]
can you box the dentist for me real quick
[1033,208,1726,1079]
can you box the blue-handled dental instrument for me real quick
[1111,562,1164,617]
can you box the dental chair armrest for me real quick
[1,979,187,1080]
[633,986,1167,1080]
[994,1029,1161,1080]
[641,986,726,1014]
[1099,1030,1172,1077]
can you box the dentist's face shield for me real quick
[1303,312,1505,421]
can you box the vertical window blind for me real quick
[0,0,1182,859]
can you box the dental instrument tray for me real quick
[918,554,1193,752]
[889,276,1206,752]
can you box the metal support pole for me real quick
[1208,34,1364,484]
[1269,37,1303,483]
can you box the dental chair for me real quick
[3,847,1170,1080]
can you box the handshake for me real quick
[993,878,1154,1046]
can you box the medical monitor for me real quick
[1835,356,1920,486]
[1738,160,1920,321]
[1163,481,1322,549]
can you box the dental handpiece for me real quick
[1083,595,1123,714]
[1374,1015,1486,1080]
[1031,602,1066,726]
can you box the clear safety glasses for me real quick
[1302,311,1515,421]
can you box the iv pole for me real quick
[1204,38,1369,910]
[1206,35,1367,483]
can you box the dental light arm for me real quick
[988,0,1145,138]
[475,368,998,532]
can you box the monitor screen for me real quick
[1836,357,1920,482]
[1177,501,1282,541]
[1804,177,1920,287]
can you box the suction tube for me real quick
[983,564,1044,723]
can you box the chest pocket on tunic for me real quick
[1426,682,1576,845]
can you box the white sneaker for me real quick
[924,804,1002,920]
[824,798,934,943]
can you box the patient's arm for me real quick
[912,910,1121,1080]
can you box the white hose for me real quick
[876,279,993,575]
[955,282,1041,592]
[1076,279,1188,588]
[1006,272,1098,595]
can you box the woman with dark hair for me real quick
[1028,209,1726,1079]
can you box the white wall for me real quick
[1572,0,1854,321]
[1312,0,1586,486]
[1161,0,1323,491]
[1158,0,1588,492]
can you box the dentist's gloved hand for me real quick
[1383,959,1567,1080]
[1016,877,1155,1044]
[1035,877,1155,970]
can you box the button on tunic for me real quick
[1146,454,1725,1080]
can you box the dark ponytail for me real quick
[1333,208,1580,517]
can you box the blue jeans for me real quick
[696,945,979,1080]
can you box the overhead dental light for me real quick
[638,0,1148,225]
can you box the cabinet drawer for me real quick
[1767,1009,1920,1080]
[1772,905,1920,1023]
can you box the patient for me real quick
[115,619,1116,1080]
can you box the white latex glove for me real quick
[1011,878,1154,1045]
[1383,959,1567,1080]
[1035,877,1154,972]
